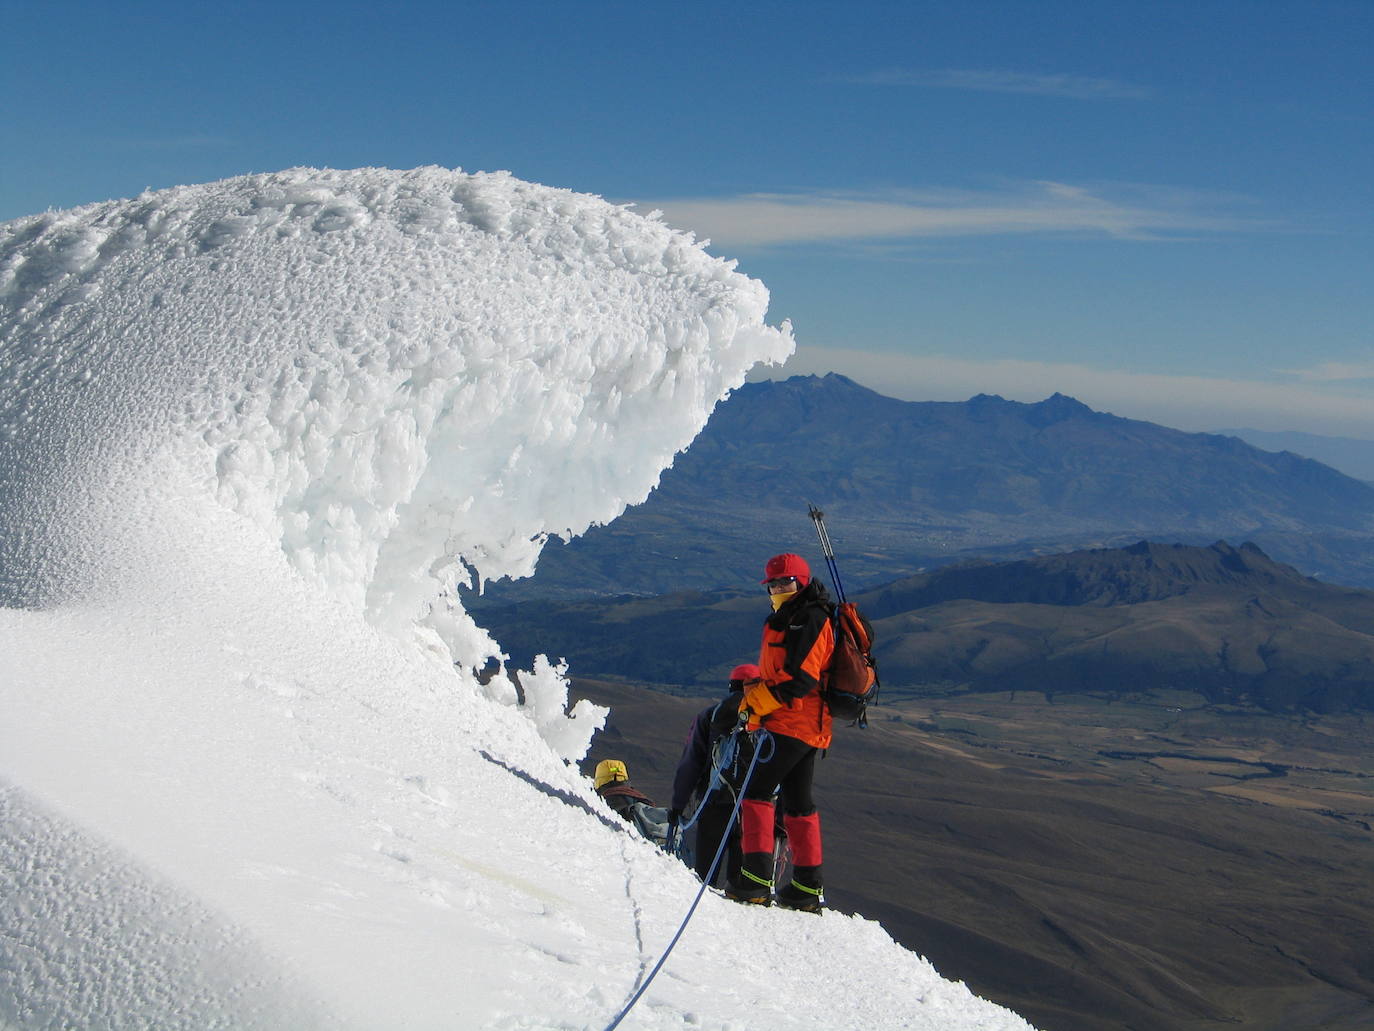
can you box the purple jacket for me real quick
[670,692,743,812]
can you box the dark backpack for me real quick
[823,601,879,726]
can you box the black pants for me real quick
[734,731,818,816]
[692,800,741,887]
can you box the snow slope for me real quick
[0,167,1033,1030]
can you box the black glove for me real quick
[665,809,683,852]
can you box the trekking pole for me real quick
[808,503,880,725]
[808,504,847,604]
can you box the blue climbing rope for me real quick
[671,713,745,845]
[603,728,774,1031]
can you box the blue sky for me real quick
[5,0,1372,436]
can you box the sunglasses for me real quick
[765,576,799,592]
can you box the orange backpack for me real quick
[823,600,879,726]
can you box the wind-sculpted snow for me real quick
[1,166,789,653]
[0,169,1033,1030]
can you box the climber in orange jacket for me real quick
[726,552,834,912]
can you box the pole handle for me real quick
[807,503,846,604]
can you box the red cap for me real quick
[761,553,810,586]
[729,663,761,682]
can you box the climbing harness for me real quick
[603,727,774,1031]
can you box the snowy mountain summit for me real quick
[0,167,1033,1030]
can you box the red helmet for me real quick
[761,553,810,587]
[729,663,761,682]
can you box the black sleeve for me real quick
[773,603,831,702]
[670,710,712,811]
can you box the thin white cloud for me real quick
[641,182,1259,249]
[756,347,1374,440]
[844,68,1151,100]
[1280,360,1374,383]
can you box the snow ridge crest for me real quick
[0,165,792,671]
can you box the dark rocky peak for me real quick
[718,373,905,433]
[951,391,1102,430]
[1114,540,1298,587]
[1026,392,1096,427]
[860,540,1312,616]
[744,372,875,399]
[817,371,864,389]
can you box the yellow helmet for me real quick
[594,759,629,791]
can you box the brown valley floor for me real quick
[575,680,1374,1031]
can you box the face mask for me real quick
[770,589,798,611]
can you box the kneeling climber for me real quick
[593,758,671,848]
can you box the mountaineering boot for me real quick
[777,811,824,912]
[776,864,825,913]
[725,850,774,906]
[726,799,777,904]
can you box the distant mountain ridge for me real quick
[1217,426,1374,483]
[860,539,1316,612]
[663,376,1371,529]
[860,539,1374,712]
[477,540,1374,713]
[473,374,1374,603]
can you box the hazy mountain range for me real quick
[470,374,1374,606]
[1218,426,1374,483]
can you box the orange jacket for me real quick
[747,582,834,749]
